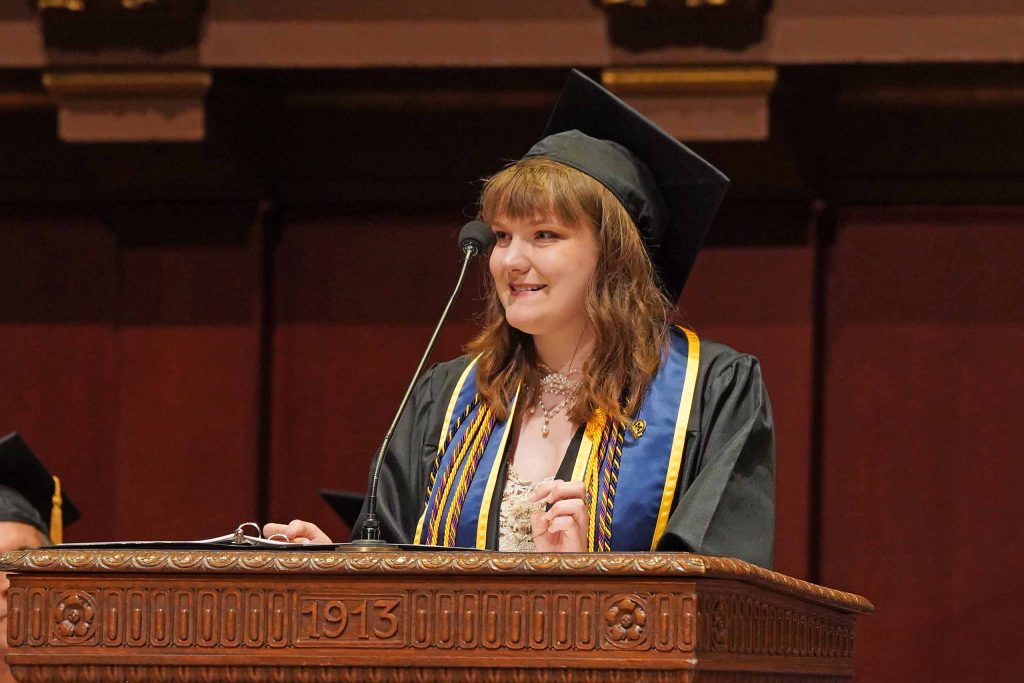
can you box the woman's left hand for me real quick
[529,479,589,552]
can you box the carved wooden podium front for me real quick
[1,549,872,682]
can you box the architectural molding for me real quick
[42,68,210,97]
[603,66,776,96]
[0,549,873,614]
[601,66,777,141]
[41,68,210,141]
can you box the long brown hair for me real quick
[466,156,672,424]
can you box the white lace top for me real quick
[497,469,551,552]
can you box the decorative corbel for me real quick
[597,0,771,50]
[601,66,777,141]
[32,0,210,141]
[42,68,211,141]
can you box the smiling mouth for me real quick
[509,284,547,294]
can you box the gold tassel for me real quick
[584,408,607,443]
[50,475,63,545]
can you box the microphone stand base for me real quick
[346,538,394,551]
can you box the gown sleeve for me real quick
[349,358,470,544]
[656,349,776,568]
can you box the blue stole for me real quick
[414,327,700,551]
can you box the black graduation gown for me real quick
[352,338,775,568]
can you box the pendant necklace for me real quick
[529,364,582,438]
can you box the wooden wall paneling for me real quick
[681,244,815,580]
[113,204,263,541]
[0,214,118,544]
[0,205,263,543]
[201,1,609,68]
[10,1,1024,71]
[821,206,1024,682]
[270,212,486,541]
[0,4,43,68]
[197,1,1024,69]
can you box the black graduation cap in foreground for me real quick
[0,432,80,544]
[320,489,365,530]
[523,69,729,301]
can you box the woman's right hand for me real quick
[528,480,589,552]
[262,519,333,545]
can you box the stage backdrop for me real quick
[1,203,1022,681]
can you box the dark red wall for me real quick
[820,207,1024,682]
[0,207,260,542]
[268,212,484,541]
[682,245,815,580]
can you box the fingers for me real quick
[529,479,586,504]
[526,479,590,552]
[547,515,582,541]
[530,496,588,552]
[543,498,588,533]
[262,522,288,538]
[261,520,333,545]
[533,514,585,552]
[530,508,550,537]
[529,480,558,503]
[546,481,586,504]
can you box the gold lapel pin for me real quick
[630,419,647,439]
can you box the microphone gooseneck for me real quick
[355,221,495,546]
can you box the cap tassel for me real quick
[50,475,63,545]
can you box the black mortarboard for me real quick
[523,69,729,301]
[320,489,365,530]
[0,432,80,543]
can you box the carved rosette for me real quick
[50,592,96,645]
[602,595,649,648]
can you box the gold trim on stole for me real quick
[413,356,479,543]
[475,385,521,549]
[650,328,701,550]
[571,423,596,483]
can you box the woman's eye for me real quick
[493,231,510,244]
[535,231,558,240]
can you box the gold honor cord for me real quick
[50,475,63,545]
[475,385,521,549]
[578,411,607,552]
[415,357,479,543]
[437,357,480,456]
[650,328,700,550]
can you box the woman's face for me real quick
[489,213,599,339]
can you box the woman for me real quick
[266,71,774,567]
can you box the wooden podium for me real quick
[1,548,872,682]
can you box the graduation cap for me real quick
[0,432,80,544]
[523,69,729,301]
[320,489,365,530]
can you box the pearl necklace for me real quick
[529,365,582,438]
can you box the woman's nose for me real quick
[501,237,530,271]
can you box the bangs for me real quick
[480,157,601,228]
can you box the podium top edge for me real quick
[0,548,874,615]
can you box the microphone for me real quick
[458,220,494,256]
[354,220,495,546]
